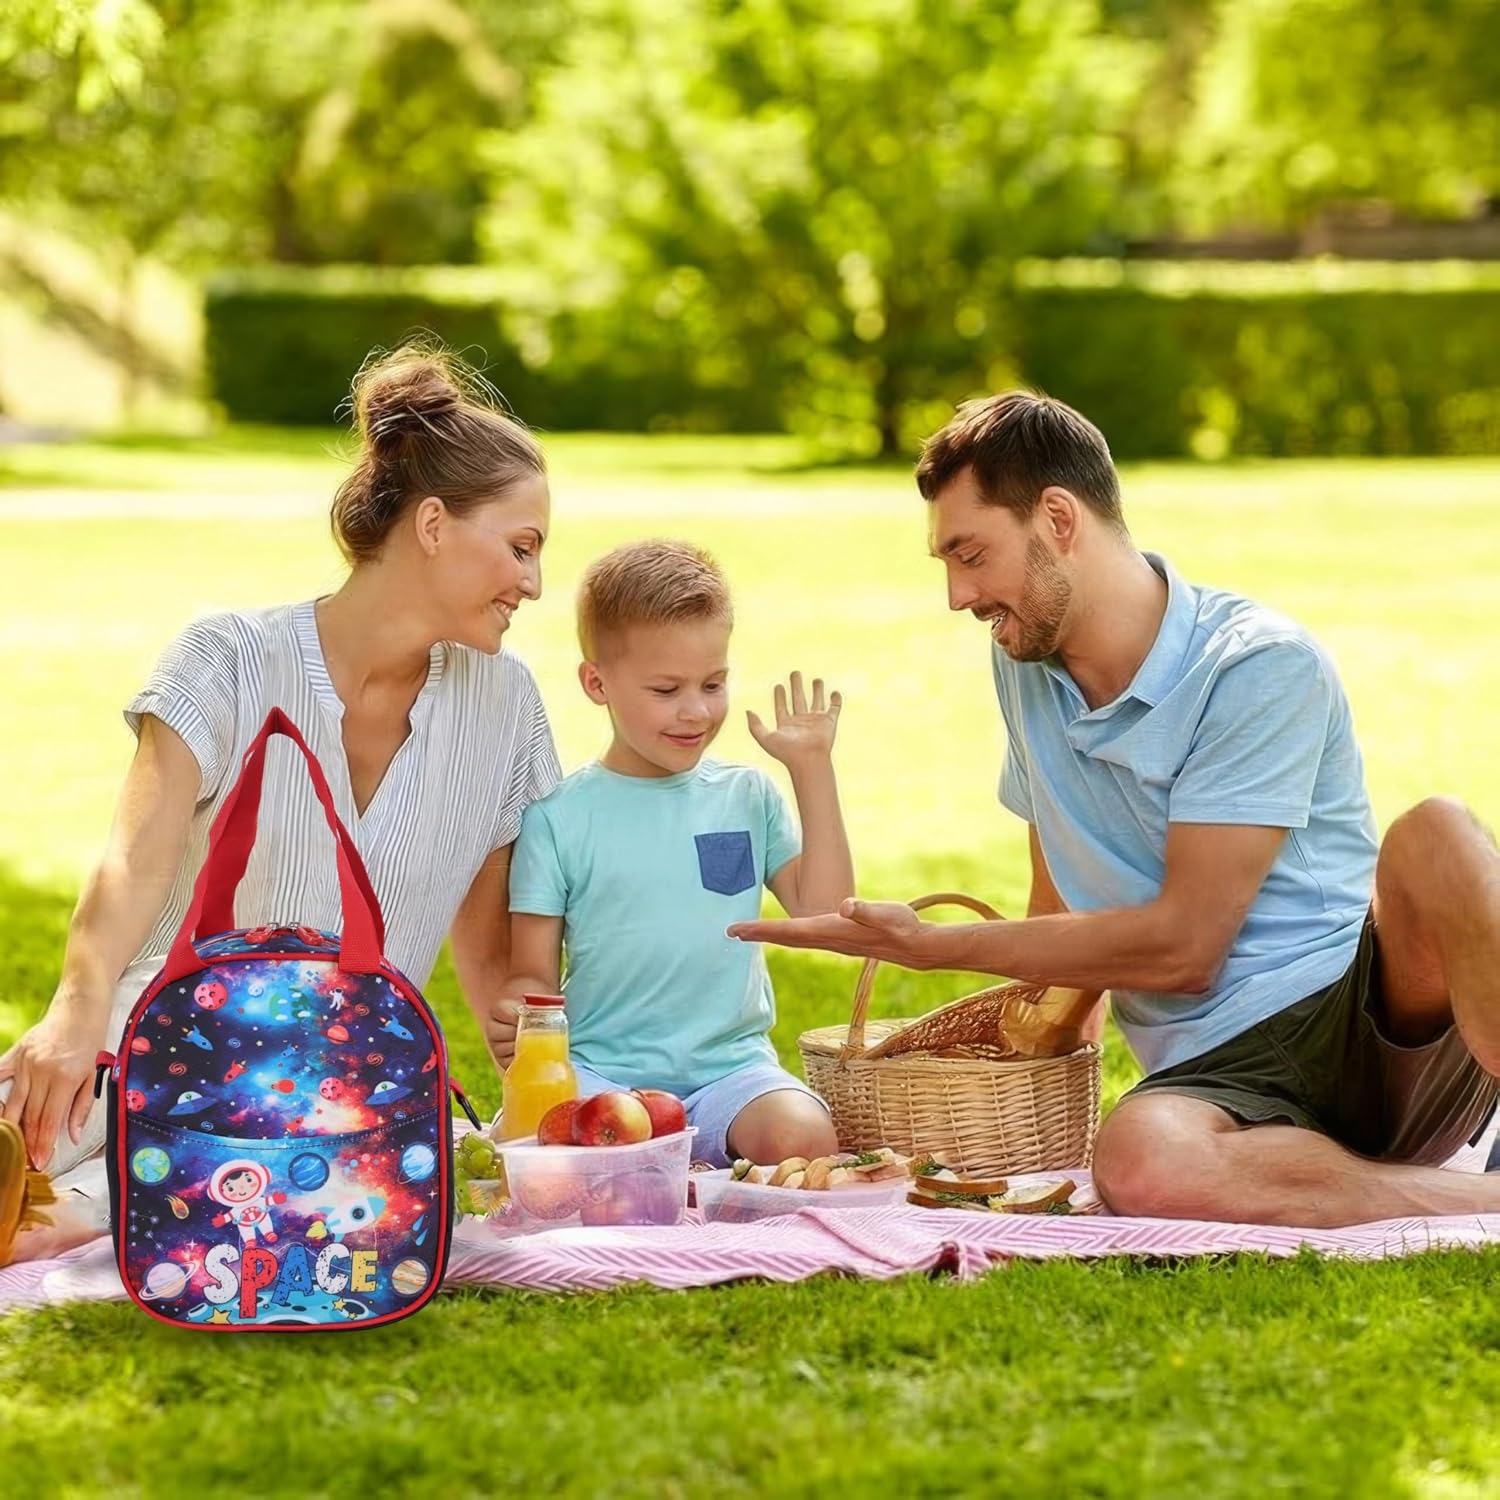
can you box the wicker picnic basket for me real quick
[797,893,1101,1176]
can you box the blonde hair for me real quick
[577,540,733,659]
[330,339,545,565]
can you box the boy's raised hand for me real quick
[747,670,842,768]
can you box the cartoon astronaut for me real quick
[208,1160,287,1246]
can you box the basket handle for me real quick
[841,892,1003,1060]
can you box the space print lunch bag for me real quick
[95,708,483,1332]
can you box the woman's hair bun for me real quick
[352,348,465,456]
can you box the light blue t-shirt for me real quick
[508,759,801,1095]
[995,552,1378,1075]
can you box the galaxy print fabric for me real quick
[111,926,450,1329]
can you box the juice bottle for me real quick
[498,994,578,1140]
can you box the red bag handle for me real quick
[161,708,385,983]
[198,711,385,946]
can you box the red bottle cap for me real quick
[521,993,566,1007]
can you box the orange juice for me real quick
[498,996,578,1139]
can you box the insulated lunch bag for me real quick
[96,708,481,1331]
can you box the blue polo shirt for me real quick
[995,552,1378,1074]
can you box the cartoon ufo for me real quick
[167,1089,216,1117]
[367,1079,412,1106]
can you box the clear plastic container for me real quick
[694,1168,909,1224]
[497,994,578,1140]
[472,1129,697,1236]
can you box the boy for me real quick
[502,540,851,1166]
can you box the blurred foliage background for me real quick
[2,0,1498,457]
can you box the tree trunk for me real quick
[876,356,902,457]
[117,252,141,423]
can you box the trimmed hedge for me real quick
[202,266,782,432]
[205,261,1500,457]
[1014,259,1500,460]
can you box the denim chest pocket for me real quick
[694,830,756,897]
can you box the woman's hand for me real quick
[747,671,842,770]
[0,1000,107,1169]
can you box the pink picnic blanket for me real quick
[6,1163,1499,1314]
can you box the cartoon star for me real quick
[209,1308,233,1325]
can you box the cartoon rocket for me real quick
[310,1194,387,1240]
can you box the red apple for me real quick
[571,1090,653,1146]
[631,1088,687,1138]
[538,1098,585,1146]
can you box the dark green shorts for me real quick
[1126,912,1498,1164]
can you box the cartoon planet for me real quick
[398,1143,436,1184]
[318,1078,345,1101]
[288,1152,330,1192]
[167,1090,215,1117]
[194,981,228,1010]
[125,1089,146,1112]
[129,1036,152,1055]
[139,1261,190,1300]
[274,1079,296,1094]
[130,1146,171,1184]
[390,1258,429,1298]
[166,1194,189,1220]
[368,1080,411,1106]
[325,1024,350,1044]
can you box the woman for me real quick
[0,344,558,1265]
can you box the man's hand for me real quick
[729,897,938,968]
[485,998,521,1070]
[0,1005,105,1169]
[747,671,842,770]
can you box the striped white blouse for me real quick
[125,599,560,986]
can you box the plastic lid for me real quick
[521,993,566,1007]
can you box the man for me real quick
[730,392,1500,1228]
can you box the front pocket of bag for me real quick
[119,1110,445,1328]
[694,830,755,896]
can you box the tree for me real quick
[0,0,164,112]
[0,0,563,413]
[1174,0,1500,231]
[482,0,1155,454]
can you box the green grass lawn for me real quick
[3,433,1499,1497]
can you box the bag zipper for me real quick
[123,1104,442,1149]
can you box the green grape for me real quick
[460,1133,497,1171]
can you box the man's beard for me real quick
[999,537,1071,662]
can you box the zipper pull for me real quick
[94,1050,116,1100]
[449,1078,483,1131]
